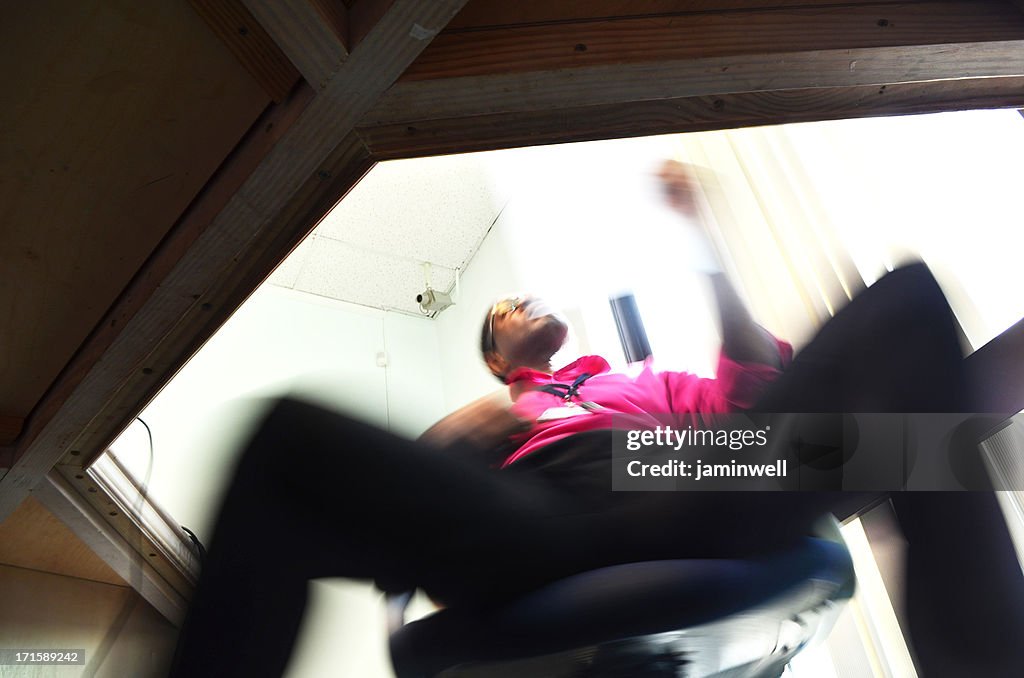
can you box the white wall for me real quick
[434,137,723,411]
[110,284,446,540]
[106,285,449,678]
[432,205,526,410]
[380,311,447,439]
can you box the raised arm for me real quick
[708,272,782,367]
[657,160,781,367]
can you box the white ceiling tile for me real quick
[291,236,456,315]
[315,154,506,270]
[265,152,512,314]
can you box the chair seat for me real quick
[390,536,854,677]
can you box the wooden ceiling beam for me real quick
[363,40,1024,127]
[358,75,1024,159]
[446,0,922,32]
[405,0,1024,82]
[242,0,351,89]
[36,471,190,625]
[0,0,469,522]
[188,0,301,103]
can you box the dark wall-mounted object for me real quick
[610,293,653,364]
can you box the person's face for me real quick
[484,295,568,378]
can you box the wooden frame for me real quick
[4,0,1024,620]
[36,468,193,624]
[0,0,469,515]
[240,0,350,89]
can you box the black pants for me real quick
[168,264,1023,677]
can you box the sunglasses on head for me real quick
[484,296,522,354]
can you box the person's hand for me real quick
[656,160,722,274]
[418,393,530,451]
[656,159,702,217]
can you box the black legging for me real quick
[168,263,1023,677]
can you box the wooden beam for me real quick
[358,38,1024,138]
[188,0,301,103]
[406,1,1024,82]
[41,454,203,617]
[358,75,1024,159]
[0,0,468,522]
[242,0,350,89]
[36,471,189,625]
[366,40,1024,126]
[68,130,373,472]
[446,0,921,32]
[77,454,200,589]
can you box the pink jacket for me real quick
[503,342,792,467]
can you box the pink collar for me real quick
[506,355,611,387]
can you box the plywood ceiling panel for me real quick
[0,496,126,587]
[0,0,270,421]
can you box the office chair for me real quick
[388,516,854,677]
